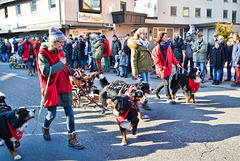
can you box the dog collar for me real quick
[189,78,200,93]
[7,121,24,141]
[115,110,129,125]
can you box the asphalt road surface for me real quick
[0,62,240,161]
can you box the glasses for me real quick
[56,41,65,44]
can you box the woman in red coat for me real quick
[152,32,180,104]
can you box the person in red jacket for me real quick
[152,32,181,104]
[21,36,36,76]
[36,27,84,150]
[34,37,43,54]
[101,35,111,72]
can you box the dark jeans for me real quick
[121,65,127,76]
[43,106,75,133]
[155,76,171,100]
[226,60,232,80]
[183,57,194,74]
[213,67,222,81]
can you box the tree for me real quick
[214,21,232,42]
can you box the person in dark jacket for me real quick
[111,34,121,67]
[218,35,228,82]
[94,35,104,73]
[78,37,86,69]
[13,38,18,54]
[225,34,234,81]
[6,42,12,62]
[65,38,74,67]
[0,42,7,62]
[171,32,183,73]
[211,42,225,85]
[72,38,80,68]
[123,33,131,73]
[183,33,194,74]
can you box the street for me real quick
[0,62,240,161]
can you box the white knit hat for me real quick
[48,27,66,43]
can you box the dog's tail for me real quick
[99,74,110,88]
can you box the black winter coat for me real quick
[123,39,131,54]
[211,48,225,69]
[219,41,228,62]
[171,38,183,63]
[65,42,73,56]
[0,44,7,54]
[78,41,86,60]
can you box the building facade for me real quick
[0,0,239,47]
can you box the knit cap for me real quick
[48,27,66,43]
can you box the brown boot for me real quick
[68,132,84,150]
[42,127,51,141]
[28,70,33,76]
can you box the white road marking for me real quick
[0,72,28,81]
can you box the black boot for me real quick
[215,80,219,85]
[212,80,216,85]
[152,89,160,99]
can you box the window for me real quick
[232,11,237,23]
[79,0,102,13]
[183,7,189,17]
[224,0,228,2]
[195,8,201,17]
[223,10,228,19]
[31,1,37,13]
[49,0,56,9]
[233,0,237,2]
[171,6,177,16]
[207,9,212,18]
[16,4,21,15]
[120,1,126,12]
[4,7,8,18]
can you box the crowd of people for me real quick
[0,25,240,87]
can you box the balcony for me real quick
[111,11,147,24]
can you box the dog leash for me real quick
[32,67,52,134]
[175,66,189,80]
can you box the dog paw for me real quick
[14,155,21,160]
[121,142,127,146]
[0,140,4,146]
[174,97,179,101]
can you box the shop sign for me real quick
[5,23,18,29]
[78,12,103,23]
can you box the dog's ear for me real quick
[0,92,6,103]
[189,68,196,80]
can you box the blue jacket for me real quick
[232,43,240,67]
[119,53,129,66]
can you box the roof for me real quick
[0,0,17,5]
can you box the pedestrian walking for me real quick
[21,36,36,76]
[192,33,207,83]
[211,42,225,85]
[128,28,152,110]
[152,32,181,104]
[36,27,84,149]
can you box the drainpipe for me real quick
[59,0,62,26]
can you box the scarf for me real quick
[135,38,149,49]
[160,41,170,50]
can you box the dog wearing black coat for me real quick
[108,96,139,145]
[169,67,202,103]
[0,92,35,160]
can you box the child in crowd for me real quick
[119,49,128,78]
[211,42,225,85]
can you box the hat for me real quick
[48,27,66,43]
[186,32,191,37]
[96,35,101,39]
[78,37,83,41]
[213,33,218,37]
[215,41,220,45]
[124,33,130,37]
[133,28,138,34]
[197,33,203,38]
[112,34,117,38]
